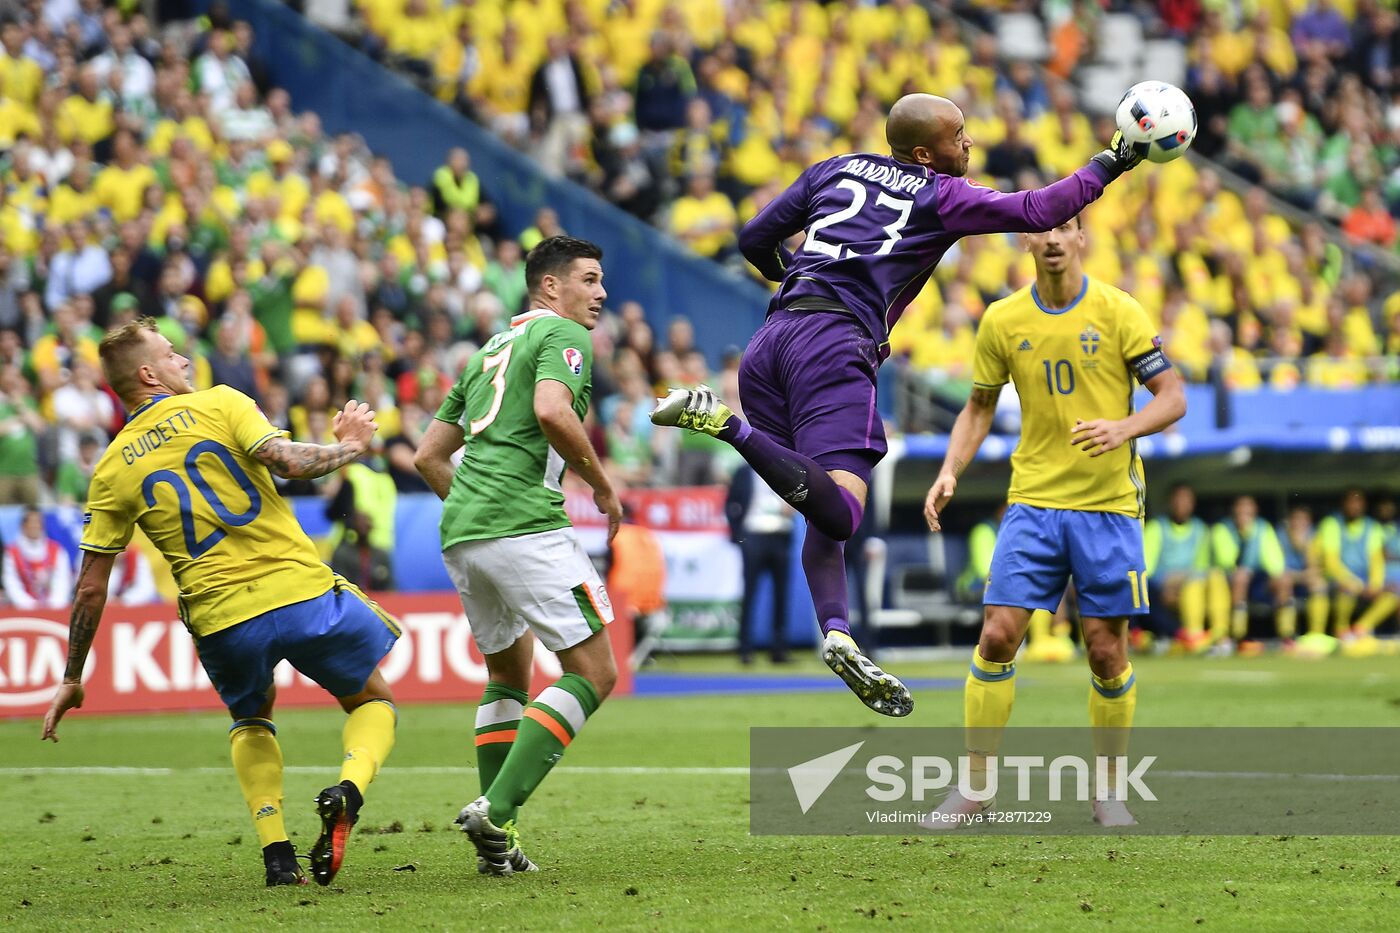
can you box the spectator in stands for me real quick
[519,206,564,252]
[194,27,251,114]
[598,121,662,220]
[2,508,71,611]
[1225,69,1279,183]
[94,129,157,224]
[634,32,696,132]
[727,465,792,665]
[1317,488,1399,652]
[1292,0,1352,60]
[1212,495,1290,649]
[50,356,113,461]
[1380,497,1400,598]
[1342,187,1397,248]
[208,316,261,401]
[220,81,275,142]
[1278,504,1332,639]
[107,544,160,606]
[983,112,1040,186]
[92,21,156,120]
[1145,484,1216,651]
[668,169,737,260]
[44,220,112,311]
[325,445,397,591]
[0,366,43,507]
[56,65,114,156]
[529,35,591,178]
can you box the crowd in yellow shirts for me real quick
[356,0,1399,389]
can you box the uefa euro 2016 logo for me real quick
[1080,327,1101,355]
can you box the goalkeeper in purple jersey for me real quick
[652,93,1145,716]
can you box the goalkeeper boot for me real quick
[822,630,913,717]
[263,841,308,887]
[650,385,733,437]
[309,782,361,887]
[455,796,538,876]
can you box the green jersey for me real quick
[435,309,593,546]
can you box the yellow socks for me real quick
[1333,592,1358,636]
[1179,578,1206,636]
[1353,593,1400,636]
[1306,592,1330,635]
[230,718,287,847]
[965,650,1016,789]
[340,699,397,794]
[1089,663,1138,787]
[1276,602,1297,640]
[1207,571,1231,643]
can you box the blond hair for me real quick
[98,317,160,404]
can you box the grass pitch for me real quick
[4,654,1400,930]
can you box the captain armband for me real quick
[1128,347,1171,383]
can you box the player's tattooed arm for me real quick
[254,437,364,480]
[253,398,380,479]
[63,551,115,681]
[41,551,115,741]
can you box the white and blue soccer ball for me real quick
[1114,81,1197,164]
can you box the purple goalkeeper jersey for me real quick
[738,153,1112,355]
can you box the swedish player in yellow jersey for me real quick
[923,215,1185,827]
[42,319,400,888]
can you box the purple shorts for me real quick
[738,310,887,483]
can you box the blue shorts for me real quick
[196,577,401,718]
[985,504,1148,618]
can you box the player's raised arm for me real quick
[253,400,377,479]
[41,550,117,742]
[737,167,814,282]
[925,385,1002,532]
[936,133,1144,237]
[535,378,622,542]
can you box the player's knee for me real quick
[1085,634,1126,675]
[979,609,1023,661]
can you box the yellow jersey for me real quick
[80,386,333,637]
[972,276,1165,518]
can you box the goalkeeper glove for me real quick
[1090,130,1145,179]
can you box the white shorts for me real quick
[443,527,614,655]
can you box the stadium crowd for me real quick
[0,0,754,519]
[351,0,1400,393]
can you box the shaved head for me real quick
[886,94,972,176]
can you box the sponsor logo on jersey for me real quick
[563,348,584,376]
[1017,339,1033,352]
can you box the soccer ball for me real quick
[1114,81,1197,164]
